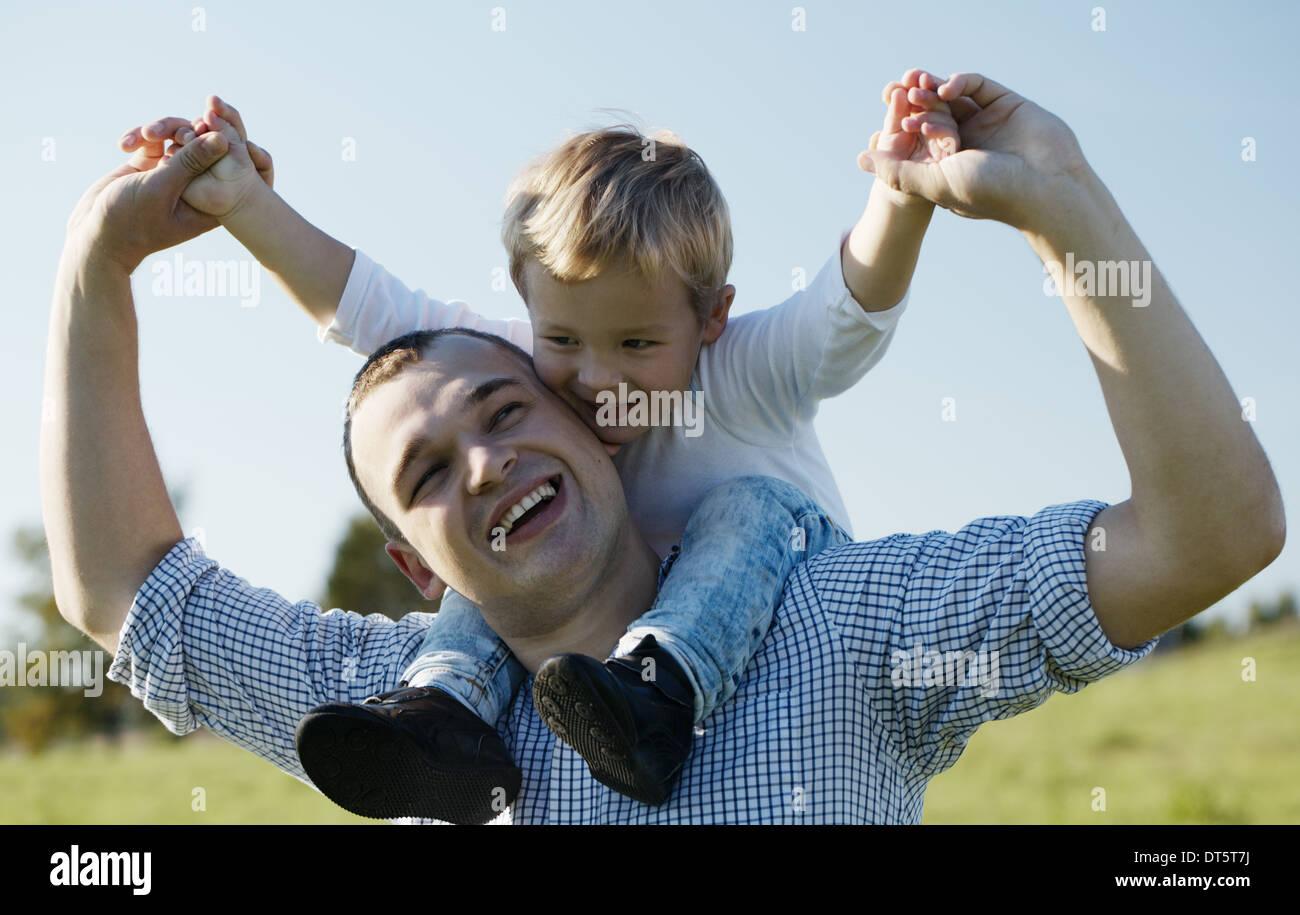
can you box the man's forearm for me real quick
[222,184,354,329]
[39,247,183,652]
[1026,171,1284,641]
[840,183,934,312]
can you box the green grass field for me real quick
[924,621,1300,823]
[2,623,1296,824]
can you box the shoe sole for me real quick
[296,706,520,824]
[533,658,670,806]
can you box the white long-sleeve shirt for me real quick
[319,237,908,556]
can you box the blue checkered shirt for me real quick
[108,499,1156,823]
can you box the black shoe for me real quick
[533,635,694,806]
[295,686,521,824]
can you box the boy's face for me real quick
[523,257,733,448]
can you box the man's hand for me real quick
[67,126,231,273]
[858,72,1093,234]
[119,96,273,221]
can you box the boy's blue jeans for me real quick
[399,476,850,725]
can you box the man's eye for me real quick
[623,339,655,350]
[490,401,524,429]
[545,336,578,346]
[412,463,446,501]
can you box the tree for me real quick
[1247,591,1298,629]
[1,527,156,752]
[321,514,440,621]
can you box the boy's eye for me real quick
[623,339,655,350]
[544,336,578,346]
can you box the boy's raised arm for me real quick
[122,99,353,329]
[840,68,958,312]
[219,171,356,329]
[132,98,531,354]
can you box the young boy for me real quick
[131,68,960,823]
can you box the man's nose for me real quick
[464,441,516,494]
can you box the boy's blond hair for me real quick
[502,125,733,323]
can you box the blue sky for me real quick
[3,0,1296,636]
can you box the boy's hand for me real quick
[119,96,273,220]
[861,68,962,204]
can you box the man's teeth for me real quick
[496,482,557,536]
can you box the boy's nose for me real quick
[576,358,622,395]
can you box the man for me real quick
[41,73,1284,823]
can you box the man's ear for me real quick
[384,541,448,600]
[700,284,735,344]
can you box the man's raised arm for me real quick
[861,72,1285,648]
[40,129,230,652]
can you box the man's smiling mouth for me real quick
[489,475,563,541]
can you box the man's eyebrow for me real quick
[391,376,529,505]
[465,376,527,409]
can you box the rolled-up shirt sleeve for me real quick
[808,499,1157,778]
[108,537,435,784]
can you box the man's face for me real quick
[524,258,727,447]
[349,335,628,631]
